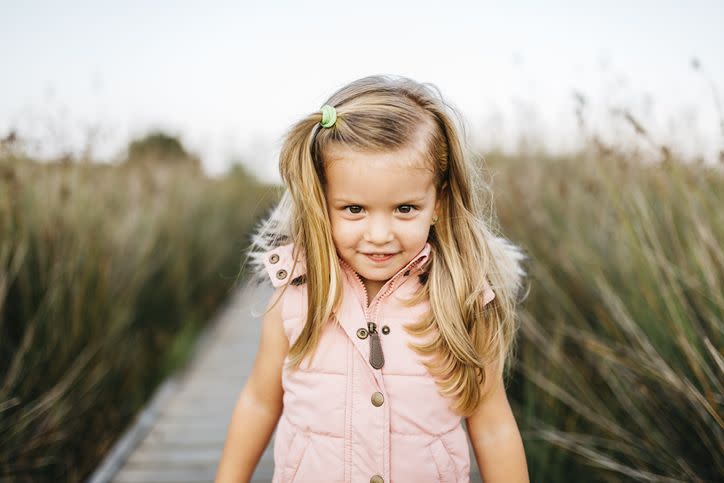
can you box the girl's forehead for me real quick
[323,144,434,173]
[324,153,436,202]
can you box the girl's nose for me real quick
[364,217,394,244]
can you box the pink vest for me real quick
[261,242,495,483]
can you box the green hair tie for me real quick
[320,104,337,128]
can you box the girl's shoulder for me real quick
[260,242,308,288]
[258,242,309,326]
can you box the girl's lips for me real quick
[364,253,397,263]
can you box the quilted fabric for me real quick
[260,241,495,482]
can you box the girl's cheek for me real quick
[413,220,433,238]
[331,218,357,239]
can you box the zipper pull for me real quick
[367,321,385,369]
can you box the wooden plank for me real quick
[113,468,217,483]
[86,378,182,483]
[126,447,223,465]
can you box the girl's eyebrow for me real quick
[332,197,427,204]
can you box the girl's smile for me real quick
[363,252,397,263]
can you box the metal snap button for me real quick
[269,253,280,264]
[356,328,368,339]
[275,269,287,280]
[371,391,384,407]
[370,475,384,483]
[381,325,390,335]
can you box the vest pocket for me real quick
[428,437,457,483]
[283,430,310,483]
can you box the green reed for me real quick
[0,156,275,481]
[489,148,723,482]
[1,131,721,482]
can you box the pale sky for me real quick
[2,0,722,180]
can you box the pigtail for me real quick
[276,114,345,370]
[397,84,529,415]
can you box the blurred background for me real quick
[1,1,722,482]
[3,0,723,177]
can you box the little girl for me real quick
[216,75,530,483]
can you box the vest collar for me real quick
[338,243,432,311]
[261,241,433,294]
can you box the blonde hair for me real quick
[245,74,527,416]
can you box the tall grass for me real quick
[0,155,275,481]
[1,113,721,482]
[489,145,723,481]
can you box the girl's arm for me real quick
[465,366,530,483]
[215,287,288,483]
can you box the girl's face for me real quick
[323,143,440,299]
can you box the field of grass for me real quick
[0,133,721,481]
[0,154,276,480]
[488,146,722,482]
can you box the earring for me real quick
[431,214,439,225]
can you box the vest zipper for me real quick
[341,253,429,370]
[367,321,384,369]
[346,269,386,369]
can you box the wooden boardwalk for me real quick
[88,280,483,482]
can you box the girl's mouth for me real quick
[365,253,397,263]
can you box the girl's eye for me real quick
[344,205,363,215]
[342,205,418,215]
[397,204,417,214]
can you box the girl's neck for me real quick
[363,280,384,306]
